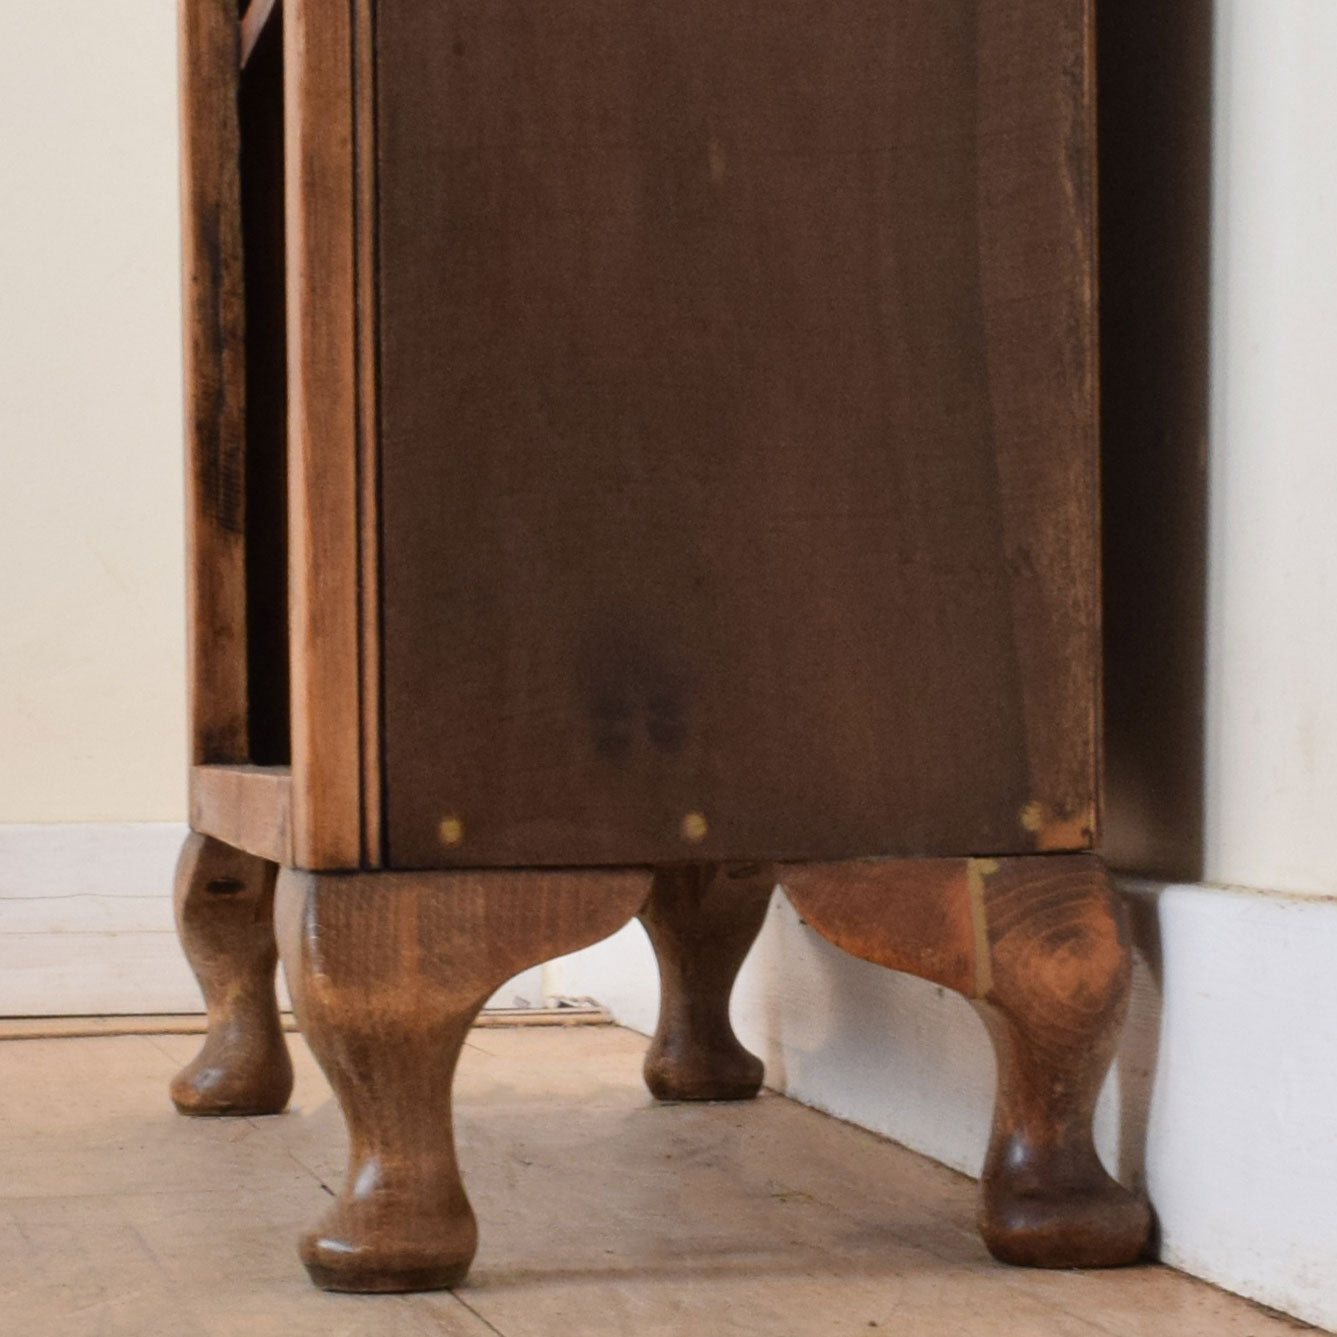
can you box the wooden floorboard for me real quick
[0,1027,1310,1336]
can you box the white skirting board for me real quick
[0,823,200,1015]
[546,876,1337,1333]
[0,822,542,1016]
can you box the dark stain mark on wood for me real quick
[195,212,245,537]
[580,622,691,762]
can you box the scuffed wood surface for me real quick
[170,832,292,1116]
[179,0,249,765]
[283,0,364,868]
[189,764,293,865]
[0,1026,1306,1335]
[782,854,1151,1268]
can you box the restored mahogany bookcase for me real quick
[173,0,1151,1293]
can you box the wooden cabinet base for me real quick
[172,0,1125,1294]
[781,854,1153,1269]
[169,833,293,1117]
[170,839,1149,1289]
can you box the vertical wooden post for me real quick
[284,0,364,868]
[179,0,249,765]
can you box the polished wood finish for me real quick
[375,0,1098,869]
[189,764,293,865]
[782,855,1152,1268]
[171,833,293,1117]
[972,858,1151,1268]
[640,863,773,1101]
[778,858,983,996]
[283,0,366,869]
[179,0,248,765]
[275,865,652,1292]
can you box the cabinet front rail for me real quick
[190,763,293,866]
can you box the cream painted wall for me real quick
[1203,0,1337,897]
[0,0,186,823]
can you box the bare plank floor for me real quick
[0,1027,1312,1336]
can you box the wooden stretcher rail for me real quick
[190,763,294,865]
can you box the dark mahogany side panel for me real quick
[375,0,1099,868]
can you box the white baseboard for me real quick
[547,876,1337,1333]
[0,822,543,1017]
[0,822,198,1015]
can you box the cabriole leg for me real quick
[969,858,1151,1267]
[640,862,773,1101]
[170,832,292,1117]
[781,854,1152,1268]
[275,865,651,1293]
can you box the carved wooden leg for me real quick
[640,863,773,1100]
[170,832,293,1117]
[967,858,1153,1267]
[781,854,1152,1268]
[275,866,652,1293]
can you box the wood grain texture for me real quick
[284,0,364,869]
[639,863,773,1101]
[972,857,1151,1267]
[974,3,1102,853]
[189,764,294,865]
[375,0,1099,869]
[354,0,384,867]
[179,0,248,765]
[779,859,982,997]
[170,833,293,1117]
[275,864,652,1292]
[781,855,1152,1268]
